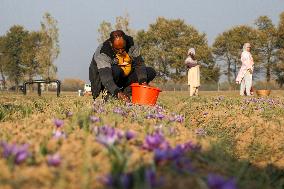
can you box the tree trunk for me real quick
[15,79,19,93]
[226,54,232,89]
[266,48,273,83]
[227,61,232,90]
[266,65,271,83]
[233,59,238,79]
[0,66,6,89]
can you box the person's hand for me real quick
[117,92,130,103]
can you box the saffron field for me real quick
[1,91,284,189]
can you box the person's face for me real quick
[112,37,126,55]
[246,46,251,52]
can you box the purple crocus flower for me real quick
[145,168,157,187]
[145,168,163,188]
[99,175,113,186]
[168,116,176,122]
[93,101,105,113]
[168,114,184,123]
[1,142,29,164]
[195,128,206,136]
[52,130,67,139]
[94,107,104,113]
[154,145,184,164]
[53,119,64,128]
[90,116,100,123]
[145,113,155,119]
[207,174,237,189]
[155,113,165,120]
[95,126,119,146]
[113,107,126,116]
[125,130,135,140]
[178,141,201,152]
[47,153,61,167]
[66,111,73,117]
[117,130,125,139]
[154,105,164,112]
[174,115,184,123]
[100,173,133,189]
[120,173,133,189]
[173,157,193,173]
[142,132,169,151]
[168,145,184,160]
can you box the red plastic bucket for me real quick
[130,83,161,106]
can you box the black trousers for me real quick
[112,65,156,90]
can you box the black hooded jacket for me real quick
[89,35,147,99]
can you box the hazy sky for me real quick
[1,0,284,82]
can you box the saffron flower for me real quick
[154,145,185,164]
[1,142,29,164]
[174,114,184,123]
[145,113,155,119]
[207,174,236,189]
[52,130,66,139]
[53,119,64,128]
[142,132,169,151]
[90,115,100,123]
[65,111,73,117]
[168,114,184,123]
[113,107,126,116]
[155,113,165,120]
[47,153,61,167]
[94,126,120,146]
[195,128,206,136]
[178,141,201,152]
[125,130,135,140]
[145,168,163,188]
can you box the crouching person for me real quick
[89,30,156,102]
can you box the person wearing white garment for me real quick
[236,43,254,96]
[184,48,200,96]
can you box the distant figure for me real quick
[236,43,254,96]
[184,48,200,96]
[89,30,156,102]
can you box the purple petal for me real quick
[53,119,64,128]
[15,152,29,164]
[125,131,135,140]
[47,153,61,167]
[66,111,73,117]
[52,130,67,139]
[90,116,100,123]
[207,174,236,189]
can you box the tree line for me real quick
[0,13,59,91]
[1,12,283,91]
[98,12,284,87]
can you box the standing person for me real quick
[236,43,254,96]
[185,48,200,96]
[89,30,156,102]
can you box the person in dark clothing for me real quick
[89,30,156,102]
